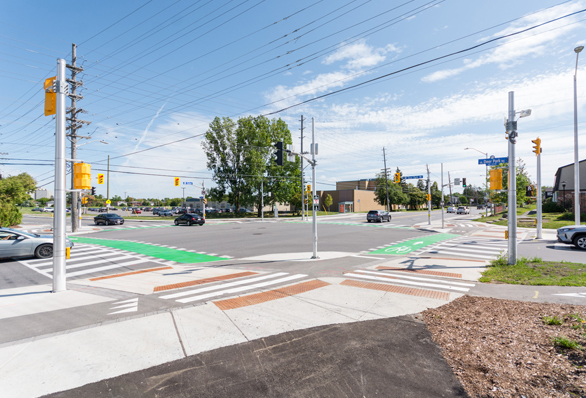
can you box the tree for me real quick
[37,197,51,206]
[0,173,36,226]
[169,198,181,207]
[408,187,426,209]
[324,194,333,212]
[111,195,123,202]
[459,195,468,205]
[202,115,300,215]
[490,158,531,207]
[374,173,408,210]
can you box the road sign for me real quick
[106,200,111,204]
[82,197,88,204]
[199,196,203,199]
[201,190,206,195]
[183,182,193,185]
[478,157,508,166]
[403,175,423,180]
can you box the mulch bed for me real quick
[422,296,586,397]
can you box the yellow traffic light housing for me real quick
[73,163,91,189]
[531,138,541,156]
[489,169,503,190]
[394,173,400,183]
[307,184,311,192]
[44,76,56,116]
[174,177,180,186]
[97,173,104,185]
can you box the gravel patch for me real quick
[423,295,586,397]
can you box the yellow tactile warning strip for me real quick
[89,266,173,281]
[341,279,450,301]
[214,279,330,310]
[153,271,258,292]
[375,266,462,279]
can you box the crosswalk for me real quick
[158,272,309,304]
[421,236,508,260]
[19,243,165,280]
[99,223,172,231]
[287,221,411,229]
[343,268,475,298]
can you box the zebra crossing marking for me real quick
[421,236,507,260]
[108,298,138,315]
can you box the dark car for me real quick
[367,210,391,223]
[32,207,43,212]
[177,208,188,215]
[94,213,125,226]
[174,213,205,226]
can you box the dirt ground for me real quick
[422,295,586,398]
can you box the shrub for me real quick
[543,315,563,325]
[552,336,583,350]
[0,202,22,227]
[543,199,563,213]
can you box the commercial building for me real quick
[34,189,52,200]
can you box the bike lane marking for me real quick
[369,233,459,255]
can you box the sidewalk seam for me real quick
[219,309,250,342]
[170,311,187,358]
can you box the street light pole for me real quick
[465,147,489,217]
[507,92,517,265]
[574,45,584,225]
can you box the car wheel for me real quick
[174,220,179,225]
[187,221,192,226]
[573,235,586,250]
[35,244,53,259]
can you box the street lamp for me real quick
[562,181,567,211]
[465,147,489,217]
[574,45,583,224]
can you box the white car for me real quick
[446,206,456,213]
[41,207,54,213]
[457,206,470,215]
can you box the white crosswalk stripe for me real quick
[344,269,475,293]
[422,237,507,260]
[18,243,160,279]
[159,272,308,304]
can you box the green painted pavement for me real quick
[370,233,459,255]
[286,221,412,229]
[69,237,225,263]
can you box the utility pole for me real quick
[182,187,186,208]
[202,180,206,220]
[106,155,110,213]
[441,163,444,229]
[53,58,67,292]
[382,148,390,212]
[311,117,318,259]
[448,171,453,204]
[300,115,305,221]
[426,164,431,225]
[261,179,264,222]
[66,43,90,232]
[507,91,518,265]
[537,146,543,239]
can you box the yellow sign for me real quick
[97,173,104,185]
[174,177,180,186]
[81,197,88,204]
[73,163,91,190]
[106,200,111,205]
[489,169,503,190]
[44,76,56,116]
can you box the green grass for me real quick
[543,315,564,325]
[552,336,583,350]
[474,208,586,229]
[480,255,586,286]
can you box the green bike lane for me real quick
[369,233,459,256]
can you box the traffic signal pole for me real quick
[426,164,431,225]
[311,117,318,259]
[537,145,543,239]
[53,59,67,293]
[507,91,518,265]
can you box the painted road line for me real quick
[69,237,226,264]
[176,274,308,304]
[344,272,470,292]
[33,252,122,267]
[354,270,475,287]
[352,255,386,260]
[428,243,505,253]
[43,256,136,271]
[108,298,138,315]
[370,233,459,255]
[160,273,290,300]
[154,271,258,292]
[426,250,495,260]
[90,267,173,281]
[66,259,151,278]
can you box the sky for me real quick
[1,0,586,200]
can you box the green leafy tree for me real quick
[374,173,408,210]
[490,159,531,207]
[324,194,333,211]
[459,195,468,205]
[0,173,36,226]
[408,188,427,209]
[37,197,51,206]
[111,195,123,202]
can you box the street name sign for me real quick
[403,175,423,180]
[478,157,508,166]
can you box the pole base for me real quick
[311,256,320,259]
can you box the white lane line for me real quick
[113,298,138,305]
[108,307,138,315]
[344,272,470,292]
[356,270,475,286]
[160,272,289,300]
[207,253,218,256]
[427,245,505,254]
[176,274,308,304]
[352,255,386,260]
[425,250,495,259]
[65,259,150,277]
[430,243,506,252]
[35,252,122,268]
[45,256,136,271]
[109,302,138,310]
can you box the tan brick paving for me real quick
[341,279,450,301]
[375,266,462,278]
[89,266,172,281]
[153,271,258,292]
[214,280,330,310]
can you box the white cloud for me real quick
[422,1,586,83]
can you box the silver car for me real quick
[557,225,586,250]
[0,228,73,259]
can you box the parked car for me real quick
[446,206,456,213]
[31,208,43,212]
[557,225,586,250]
[177,208,188,215]
[174,213,205,226]
[159,210,173,217]
[0,227,73,259]
[366,210,391,223]
[239,208,251,213]
[42,207,53,212]
[132,209,142,214]
[110,207,118,211]
[456,206,470,215]
[94,214,125,226]
[477,205,484,209]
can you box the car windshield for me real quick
[105,214,119,218]
[1,228,39,237]
[367,211,379,215]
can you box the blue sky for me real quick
[1,0,585,199]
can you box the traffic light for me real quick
[307,184,311,192]
[203,198,207,204]
[426,194,431,201]
[489,169,503,190]
[394,172,400,183]
[97,173,104,185]
[43,76,56,116]
[274,141,283,166]
[81,197,88,204]
[526,185,532,196]
[91,187,96,195]
[532,138,541,156]
[73,163,91,189]
[174,177,180,186]
[462,178,467,188]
